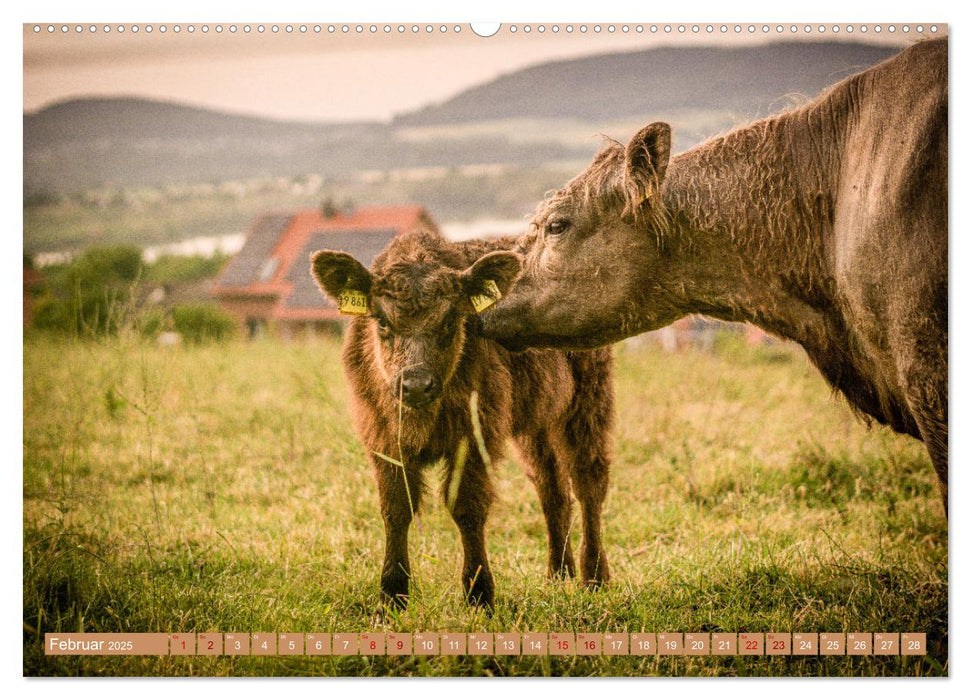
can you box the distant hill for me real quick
[24,41,904,195]
[23,97,584,194]
[23,97,372,149]
[393,41,901,126]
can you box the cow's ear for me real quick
[624,122,671,210]
[460,251,522,313]
[310,250,372,315]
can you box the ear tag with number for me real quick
[470,279,501,314]
[337,288,368,316]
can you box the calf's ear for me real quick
[310,250,373,314]
[460,251,522,313]
[624,121,671,211]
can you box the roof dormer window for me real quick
[257,257,279,282]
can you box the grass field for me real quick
[22,330,948,677]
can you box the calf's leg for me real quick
[559,351,614,587]
[516,432,577,579]
[558,440,611,587]
[445,450,496,609]
[373,459,424,609]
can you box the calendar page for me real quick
[22,20,948,679]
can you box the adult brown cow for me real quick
[481,39,948,509]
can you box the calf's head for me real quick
[311,246,522,409]
[480,122,677,350]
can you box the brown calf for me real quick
[310,230,614,609]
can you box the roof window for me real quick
[257,257,279,281]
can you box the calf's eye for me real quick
[546,219,570,236]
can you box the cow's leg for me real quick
[922,417,948,515]
[516,432,576,579]
[902,370,948,515]
[444,450,495,609]
[373,458,424,609]
[893,318,948,515]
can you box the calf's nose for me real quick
[399,369,440,407]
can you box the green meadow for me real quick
[22,330,947,676]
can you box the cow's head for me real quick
[311,242,521,410]
[480,122,677,350]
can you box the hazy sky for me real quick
[22,23,917,122]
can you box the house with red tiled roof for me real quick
[212,204,438,336]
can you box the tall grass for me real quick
[22,332,947,676]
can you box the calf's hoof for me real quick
[463,568,495,611]
[581,553,610,589]
[380,571,410,610]
[548,555,577,580]
[379,590,409,612]
[466,589,494,613]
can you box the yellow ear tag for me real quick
[337,288,368,316]
[470,279,501,314]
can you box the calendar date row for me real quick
[45,632,927,657]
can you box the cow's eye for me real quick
[546,219,570,236]
[375,317,391,334]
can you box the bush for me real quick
[170,304,235,345]
[28,245,234,340]
[137,308,167,340]
[32,294,76,334]
[70,245,143,287]
[144,254,228,284]
[28,245,144,337]
[32,289,130,337]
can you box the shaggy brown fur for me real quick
[310,230,614,609]
[481,39,947,510]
